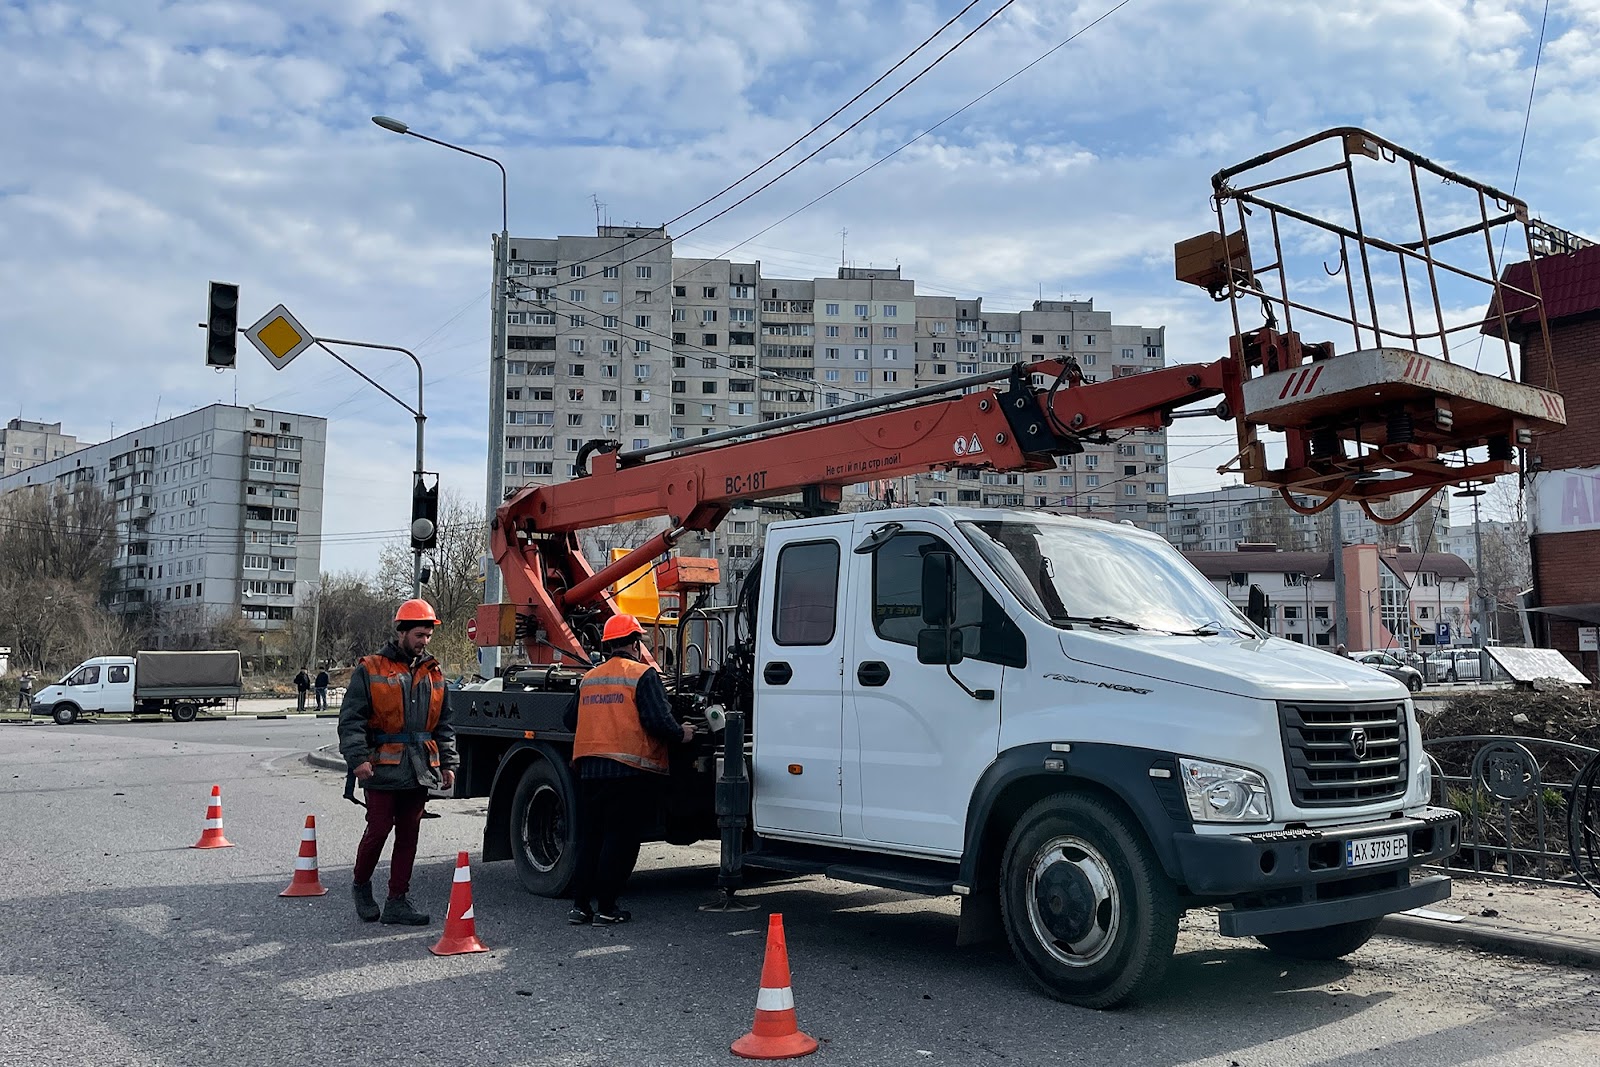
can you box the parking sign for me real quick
[1435,622,1451,646]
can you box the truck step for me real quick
[744,846,957,897]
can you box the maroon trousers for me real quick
[353,787,428,898]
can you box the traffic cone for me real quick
[190,785,234,849]
[279,815,329,897]
[430,851,489,956]
[732,914,818,1060]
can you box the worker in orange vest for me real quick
[338,598,457,925]
[562,614,695,925]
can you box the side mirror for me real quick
[920,551,955,626]
[917,627,965,666]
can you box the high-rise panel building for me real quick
[0,418,83,475]
[0,405,327,645]
[496,228,1169,593]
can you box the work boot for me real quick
[567,906,594,925]
[352,882,380,923]
[381,895,430,926]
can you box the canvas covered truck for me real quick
[442,129,1568,1006]
[32,650,243,724]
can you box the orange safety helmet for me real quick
[394,598,440,628]
[601,614,645,644]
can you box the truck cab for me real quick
[746,507,1457,1004]
[33,656,137,723]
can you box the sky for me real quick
[3,0,1596,574]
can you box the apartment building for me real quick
[0,405,326,644]
[1167,483,1450,555]
[0,418,82,475]
[497,227,1170,593]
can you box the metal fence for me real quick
[1422,734,1600,898]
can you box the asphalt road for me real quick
[2,720,1598,1066]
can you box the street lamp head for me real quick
[372,115,410,135]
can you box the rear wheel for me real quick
[52,703,79,726]
[170,704,198,723]
[999,792,1179,1009]
[510,759,577,896]
[1446,670,1458,684]
[1256,917,1381,960]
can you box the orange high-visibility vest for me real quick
[571,657,669,774]
[361,653,443,769]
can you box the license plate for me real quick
[1346,832,1409,868]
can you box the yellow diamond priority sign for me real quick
[244,304,315,370]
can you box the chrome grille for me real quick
[1279,701,1408,807]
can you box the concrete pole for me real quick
[483,229,509,674]
[1331,499,1349,648]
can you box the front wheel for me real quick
[1446,670,1458,684]
[1255,917,1381,960]
[999,792,1179,1009]
[1407,675,1423,693]
[52,703,79,726]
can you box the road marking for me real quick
[327,930,436,948]
[278,952,509,1000]
[574,944,631,958]
[214,941,285,966]
[728,928,761,936]
[106,904,176,937]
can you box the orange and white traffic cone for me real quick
[429,851,489,956]
[190,785,234,849]
[279,815,329,897]
[732,913,818,1060]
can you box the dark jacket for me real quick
[314,670,329,689]
[338,641,458,791]
[294,669,311,691]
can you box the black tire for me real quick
[999,792,1180,1009]
[1446,670,1458,684]
[52,703,79,726]
[170,705,198,723]
[1407,674,1423,693]
[510,758,579,897]
[1255,917,1381,960]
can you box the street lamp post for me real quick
[373,116,509,670]
[312,336,428,596]
[1301,572,1326,647]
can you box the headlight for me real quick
[1179,758,1272,823]
[1416,758,1433,803]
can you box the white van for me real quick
[31,651,243,724]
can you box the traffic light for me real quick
[411,472,439,552]
[205,281,239,368]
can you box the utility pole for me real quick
[1331,499,1349,648]
[371,116,509,671]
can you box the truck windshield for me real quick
[957,519,1262,636]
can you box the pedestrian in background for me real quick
[15,671,34,710]
[338,599,457,925]
[294,666,311,713]
[562,614,695,926]
[314,667,330,711]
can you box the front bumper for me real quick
[1172,806,1462,937]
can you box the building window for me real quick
[568,289,586,302]
[854,304,869,317]
[602,265,619,278]
[636,265,652,279]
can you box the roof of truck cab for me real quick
[772,506,1165,541]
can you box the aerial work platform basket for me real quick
[1176,128,1567,521]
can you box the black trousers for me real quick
[570,774,657,911]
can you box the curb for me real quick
[305,745,346,772]
[1380,912,1600,971]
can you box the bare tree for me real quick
[0,485,121,674]
[313,571,394,669]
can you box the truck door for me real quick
[753,524,850,839]
[66,663,104,710]
[845,525,1024,853]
